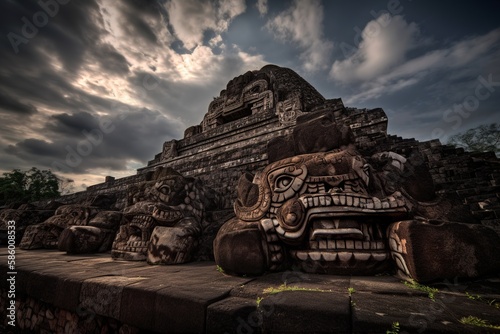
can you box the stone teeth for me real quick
[388,197,398,208]
[372,253,388,261]
[309,241,318,249]
[339,195,346,205]
[336,240,345,249]
[345,240,354,249]
[366,200,374,209]
[376,241,385,250]
[325,196,332,206]
[308,198,315,207]
[355,241,363,249]
[363,241,371,249]
[295,251,308,261]
[372,197,382,209]
[338,252,352,262]
[322,252,337,261]
[332,195,340,205]
[353,197,360,207]
[368,225,373,238]
[313,197,320,206]
[327,239,336,249]
[319,196,326,206]
[334,220,340,229]
[382,201,390,209]
[346,196,353,206]
[353,252,371,261]
[319,240,327,249]
[309,252,322,261]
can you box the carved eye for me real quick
[275,175,294,192]
[158,185,171,195]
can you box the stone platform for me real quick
[1,248,499,333]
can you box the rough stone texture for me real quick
[214,116,498,280]
[4,64,499,332]
[111,166,224,263]
[388,220,500,282]
[1,249,499,333]
[29,65,499,240]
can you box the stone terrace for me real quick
[1,248,499,333]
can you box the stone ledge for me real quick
[1,248,499,333]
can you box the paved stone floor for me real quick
[1,247,499,333]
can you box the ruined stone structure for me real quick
[213,114,500,281]
[111,166,224,263]
[1,64,500,333]
[4,65,500,272]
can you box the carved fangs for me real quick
[152,207,183,224]
[300,191,407,212]
[290,250,389,263]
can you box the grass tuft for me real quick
[263,283,332,295]
[459,316,500,329]
[403,279,438,301]
[386,321,400,334]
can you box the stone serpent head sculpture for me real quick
[111,167,222,264]
[19,204,102,249]
[215,147,414,275]
[214,111,499,281]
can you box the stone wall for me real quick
[0,289,139,334]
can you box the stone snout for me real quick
[262,191,410,275]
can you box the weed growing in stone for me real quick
[216,265,225,274]
[256,296,263,307]
[348,287,356,296]
[403,279,438,301]
[386,321,400,334]
[465,292,500,309]
[459,316,500,330]
[263,283,332,295]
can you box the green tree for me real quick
[0,167,61,206]
[448,123,499,156]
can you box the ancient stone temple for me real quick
[1,65,500,333]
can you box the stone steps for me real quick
[1,248,499,333]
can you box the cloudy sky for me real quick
[1,0,499,192]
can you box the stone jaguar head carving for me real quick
[19,204,100,250]
[58,210,124,254]
[0,207,55,245]
[112,167,219,263]
[215,148,421,275]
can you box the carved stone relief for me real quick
[111,167,223,264]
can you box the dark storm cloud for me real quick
[47,111,100,136]
[5,106,181,174]
[5,138,61,158]
[93,43,130,75]
[112,0,169,46]
[0,90,38,115]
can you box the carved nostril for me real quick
[278,199,305,232]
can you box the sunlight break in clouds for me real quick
[165,0,246,51]
[266,0,333,71]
